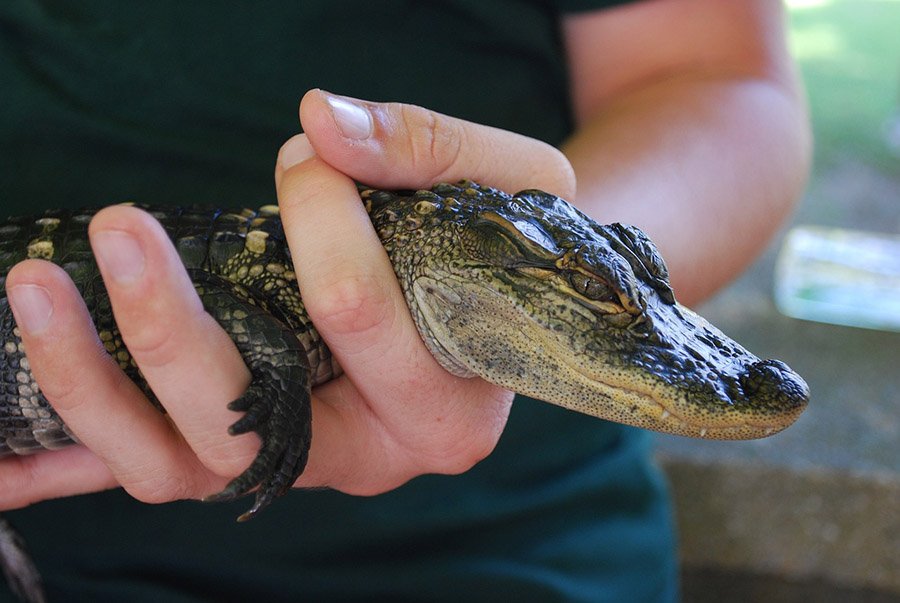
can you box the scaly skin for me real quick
[1,181,809,511]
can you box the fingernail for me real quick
[8,284,53,334]
[92,230,145,285]
[278,134,315,170]
[324,92,373,140]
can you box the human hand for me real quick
[0,90,575,509]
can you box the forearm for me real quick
[562,74,811,306]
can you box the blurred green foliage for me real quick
[787,0,900,234]
[788,0,900,171]
[788,0,900,172]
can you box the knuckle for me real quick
[31,371,79,411]
[412,426,498,477]
[429,442,491,476]
[121,465,202,504]
[121,322,182,368]
[191,435,258,480]
[34,341,115,410]
[410,387,511,476]
[305,273,394,340]
[0,457,40,508]
[121,306,210,369]
[398,104,465,181]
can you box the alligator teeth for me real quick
[699,428,708,437]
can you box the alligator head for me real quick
[364,181,809,440]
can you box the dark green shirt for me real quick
[0,1,676,600]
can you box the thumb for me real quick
[297,89,576,199]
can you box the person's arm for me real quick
[563,0,811,305]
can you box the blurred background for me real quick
[655,1,900,601]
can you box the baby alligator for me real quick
[0,181,809,602]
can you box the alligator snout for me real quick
[740,358,809,415]
[634,303,810,439]
[690,353,811,439]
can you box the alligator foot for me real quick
[191,272,313,521]
[203,378,312,521]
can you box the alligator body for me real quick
[0,181,809,602]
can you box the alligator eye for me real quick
[568,272,616,303]
[472,211,561,262]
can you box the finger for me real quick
[0,446,116,510]
[276,156,429,410]
[87,206,258,479]
[275,147,513,493]
[298,89,577,198]
[4,260,219,502]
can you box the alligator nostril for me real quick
[740,359,810,410]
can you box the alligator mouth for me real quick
[556,304,811,440]
[607,381,801,440]
[565,346,808,440]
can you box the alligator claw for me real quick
[192,271,313,521]
[203,379,311,520]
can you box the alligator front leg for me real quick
[189,271,313,521]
